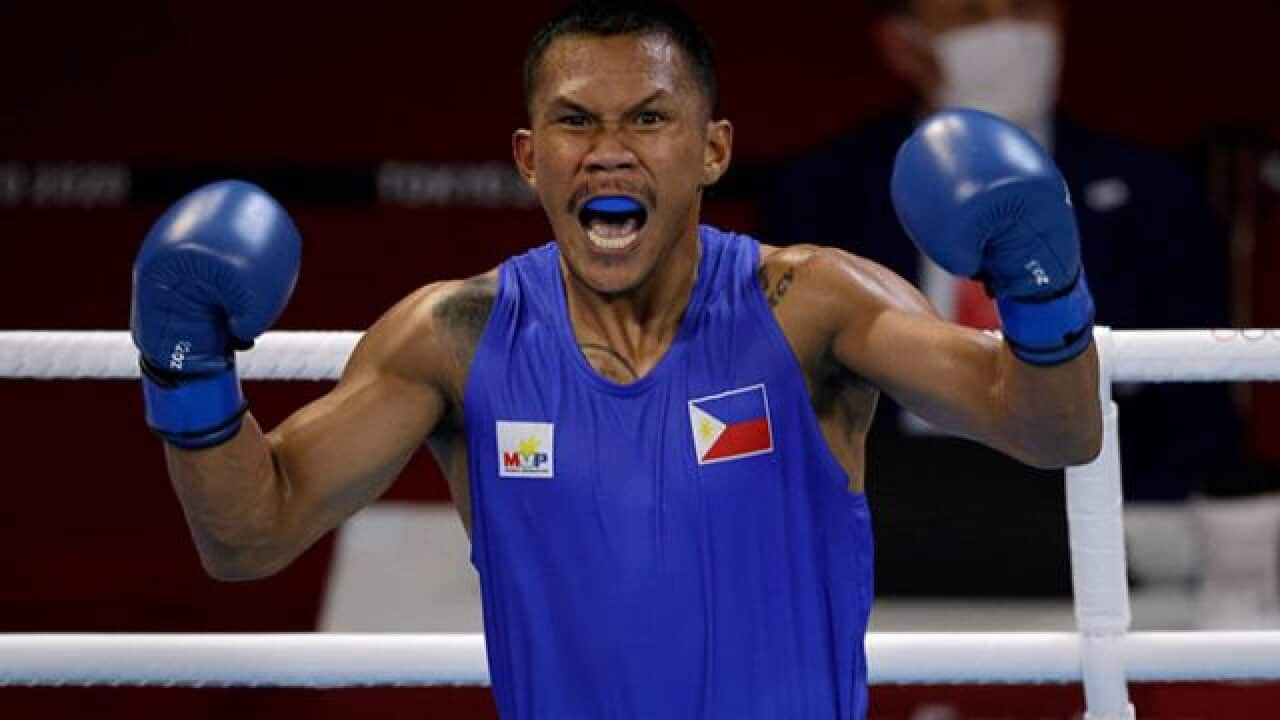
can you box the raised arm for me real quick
[817,250,1100,468]
[131,182,466,580]
[163,284,463,580]
[809,109,1102,468]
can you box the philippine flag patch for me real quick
[688,384,774,465]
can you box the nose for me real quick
[583,128,637,174]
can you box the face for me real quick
[514,33,732,296]
[878,0,1064,94]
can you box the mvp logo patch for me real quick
[496,421,555,478]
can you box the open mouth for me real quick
[577,196,648,251]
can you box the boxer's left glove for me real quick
[890,108,1095,365]
[131,180,301,448]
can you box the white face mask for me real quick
[931,20,1061,135]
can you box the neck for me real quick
[561,222,702,381]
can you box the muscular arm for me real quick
[776,246,1101,469]
[164,277,488,580]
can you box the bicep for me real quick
[264,292,453,543]
[267,365,445,535]
[829,256,1006,444]
[854,308,1006,442]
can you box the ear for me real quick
[873,16,942,93]
[512,128,536,189]
[701,119,733,187]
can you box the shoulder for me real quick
[344,270,499,397]
[429,272,500,342]
[758,242,935,321]
[756,242,936,370]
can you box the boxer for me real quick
[131,2,1100,717]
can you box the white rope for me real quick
[4,329,1280,381]
[0,331,360,380]
[1108,329,1280,382]
[2,632,1279,688]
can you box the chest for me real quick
[472,301,804,500]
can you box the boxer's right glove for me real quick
[131,180,301,449]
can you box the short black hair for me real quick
[523,0,719,116]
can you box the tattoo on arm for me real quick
[432,276,497,376]
[758,266,796,308]
[579,343,640,382]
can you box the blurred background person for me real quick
[760,0,1272,627]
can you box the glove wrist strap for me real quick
[140,359,247,449]
[997,271,1096,366]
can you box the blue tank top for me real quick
[464,226,874,719]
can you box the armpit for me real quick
[812,357,879,435]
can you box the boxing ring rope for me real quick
[5,327,1280,719]
[0,330,359,381]
[3,631,1280,688]
[5,328,1280,382]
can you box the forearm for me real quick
[131,180,306,578]
[995,338,1102,468]
[890,109,1103,467]
[132,183,456,581]
[164,413,297,580]
[864,316,1102,468]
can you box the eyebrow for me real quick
[545,89,670,117]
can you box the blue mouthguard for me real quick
[583,196,643,214]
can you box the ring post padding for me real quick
[1066,327,1133,718]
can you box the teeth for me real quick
[586,217,639,250]
[588,229,638,250]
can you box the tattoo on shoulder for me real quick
[433,276,497,367]
[758,265,796,308]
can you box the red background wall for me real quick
[3,1,1279,717]
[4,2,1279,162]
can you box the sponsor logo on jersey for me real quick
[496,421,554,478]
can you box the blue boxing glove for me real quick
[890,108,1094,365]
[131,180,301,448]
